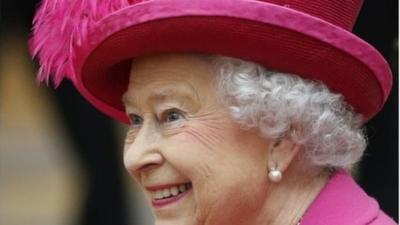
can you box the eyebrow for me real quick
[149,89,196,103]
[121,93,132,106]
[122,87,199,109]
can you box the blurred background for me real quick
[0,1,398,225]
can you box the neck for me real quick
[255,167,331,225]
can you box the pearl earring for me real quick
[268,168,282,183]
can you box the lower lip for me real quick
[151,188,192,208]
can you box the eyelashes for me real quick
[159,108,186,123]
[125,108,187,144]
[130,114,144,127]
[128,108,186,126]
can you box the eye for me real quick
[161,109,185,123]
[129,114,143,126]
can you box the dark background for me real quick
[2,0,398,224]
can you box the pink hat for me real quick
[29,0,392,124]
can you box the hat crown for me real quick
[261,0,364,30]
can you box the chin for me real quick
[154,212,202,225]
[151,189,203,225]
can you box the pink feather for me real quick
[29,0,139,87]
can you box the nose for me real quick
[123,119,164,175]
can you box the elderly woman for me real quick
[30,0,396,225]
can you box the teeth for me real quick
[152,183,191,200]
[178,184,187,192]
[170,186,179,196]
[162,189,171,198]
[155,191,163,199]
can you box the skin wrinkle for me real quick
[123,84,200,116]
[126,114,164,176]
[213,55,366,168]
[125,112,157,145]
[122,53,329,225]
[170,112,233,184]
[176,115,231,217]
[127,68,203,101]
[183,112,231,152]
[124,54,272,225]
[184,128,219,153]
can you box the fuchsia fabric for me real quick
[29,0,393,124]
[301,170,397,225]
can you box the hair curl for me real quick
[211,56,367,169]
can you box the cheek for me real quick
[165,118,268,180]
[163,124,269,222]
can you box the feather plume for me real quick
[29,0,136,86]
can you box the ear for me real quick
[266,138,301,173]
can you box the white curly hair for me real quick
[210,55,367,169]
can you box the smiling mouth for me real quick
[150,182,192,208]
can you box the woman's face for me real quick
[123,54,271,225]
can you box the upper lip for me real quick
[145,182,190,192]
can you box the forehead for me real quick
[123,53,215,102]
[130,53,212,82]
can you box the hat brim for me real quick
[72,0,392,124]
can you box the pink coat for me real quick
[301,170,397,225]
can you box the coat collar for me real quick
[301,170,380,225]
